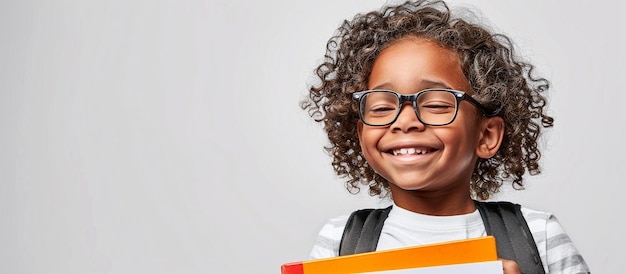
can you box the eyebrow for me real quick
[417,79,452,89]
[370,83,393,90]
[369,79,452,91]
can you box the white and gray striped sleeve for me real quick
[523,207,590,274]
[308,215,348,260]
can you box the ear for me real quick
[476,116,505,159]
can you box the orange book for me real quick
[281,236,498,274]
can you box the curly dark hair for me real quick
[301,0,554,200]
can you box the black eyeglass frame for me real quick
[352,88,500,127]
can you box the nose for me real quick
[391,102,425,132]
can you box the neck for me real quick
[389,187,475,216]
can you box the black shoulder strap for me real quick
[475,201,545,274]
[339,202,545,274]
[338,206,391,256]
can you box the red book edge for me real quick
[281,262,304,274]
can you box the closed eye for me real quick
[419,103,454,113]
[368,106,397,116]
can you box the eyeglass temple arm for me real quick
[463,94,501,117]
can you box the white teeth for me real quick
[392,148,429,156]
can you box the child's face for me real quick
[357,37,484,201]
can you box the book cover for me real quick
[281,236,498,274]
[356,261,503,274]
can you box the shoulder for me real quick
[308,207,390,259]
[308,215,349,260]
[519,206,568,244]
[519,206,590,273]
[519,206,552,235]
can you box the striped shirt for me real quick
[309,204,589,273]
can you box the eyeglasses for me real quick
[352,89,499,126]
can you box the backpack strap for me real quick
[338,206,391,256]
[339,201,545,274]
[475,201,545,274]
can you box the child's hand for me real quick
[499,259,521,274]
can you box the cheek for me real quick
[359,129,377,151]
[450,109,481,143]
[359,126,387,147]
[358,127,386,157]
[440,122,480,156]
[358,129,388,177]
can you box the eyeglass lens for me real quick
[359,90,459,126]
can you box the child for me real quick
[301,0,590,273]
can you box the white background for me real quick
[1,0,622,273]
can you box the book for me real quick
[355,261,502,274]
[281,236,499,274]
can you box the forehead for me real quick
[368,37,470,93]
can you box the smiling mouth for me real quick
[390,147,434,156]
